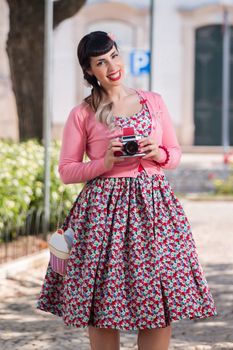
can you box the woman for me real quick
[36,31,218,350]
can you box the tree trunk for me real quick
[6,0,86,141]
[6,1,44,141]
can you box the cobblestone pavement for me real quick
[1,200,233,350]
[165,153,230,193]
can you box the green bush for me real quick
[212,174,233,194]
[212,162,233,195]
[0,139,83,241]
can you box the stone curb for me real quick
[0,249,49,279]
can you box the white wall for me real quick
[0,0,18,139]
[53,17,79,124]
[153,0,184,126]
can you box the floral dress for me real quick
[36,98,218,331]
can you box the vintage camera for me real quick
[114,127,146,158]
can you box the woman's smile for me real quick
[107,70,121,81]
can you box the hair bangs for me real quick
[86,36,115,58]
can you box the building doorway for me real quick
[194,24,233,146]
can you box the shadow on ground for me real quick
[0,262,232,350]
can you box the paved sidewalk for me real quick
[165,153,231,193]
[0,199,233,350]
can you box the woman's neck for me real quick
[103,85,136,103]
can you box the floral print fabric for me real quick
[36,103,218,331]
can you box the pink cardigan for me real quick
[58,89,182,184]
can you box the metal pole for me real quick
[222,8,231,154]
[150,0,156,92]
[43,0,53,236]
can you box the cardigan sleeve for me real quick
[58,107,109,184]
[154,95,182,169]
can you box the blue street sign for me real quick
[130,50,150,76]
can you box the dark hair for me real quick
[77,31,119,126]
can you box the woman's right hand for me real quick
[104,139,125,170]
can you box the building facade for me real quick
[0,0,233,149]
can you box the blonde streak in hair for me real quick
[96,101,115,129]
[91,87,116,130]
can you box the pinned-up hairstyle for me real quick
[77,31,119,128]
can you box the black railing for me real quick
[0,207,49,264]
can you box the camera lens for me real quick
[124,141,138,155]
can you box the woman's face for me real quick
[87,46,125,89]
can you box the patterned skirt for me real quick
[36,170,218,331]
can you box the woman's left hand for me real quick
[138,137,161,161]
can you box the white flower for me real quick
[107,32,116,42]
